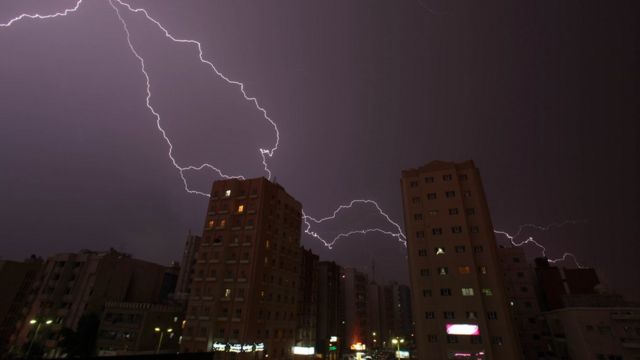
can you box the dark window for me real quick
[487,312,498,320]
[454,245,466,253]
[410,181,418,188]
[443,311,455,319]
[425,312,435,319]
[459,174,468,181]
[452,226,463,234]
[466,208,475,215]
[425,177,435,183]
[446,335,458,343]
[427,193,437,200]
[440,288,452,296]
[448,208,459,215]
[432,228,443,235]
[443,174,453,181]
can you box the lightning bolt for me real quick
[302,200,407,249]
[0,0,84,27]
[494,220,587,268]
[112,0,279,182]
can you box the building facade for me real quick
[174,232,203,302]
[296,247,319,350]
[401,160,522,359]
[180,177,302,360]
[316,261,343,359]
[341,267,370,351]
[12,249,175,357]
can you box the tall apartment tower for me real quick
[401,160,521,360]
[181,178,302,360]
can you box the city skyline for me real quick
[0,0,638,304]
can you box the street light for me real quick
[26,319,53,358]
[154,327,173,354]
[391,337,404,351]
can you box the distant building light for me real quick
[350,343,366,351]
[396,351,410,359]
[329,336,338,342]
[446,324,480,336]
[292,346,315,355]
[225,190,231,197]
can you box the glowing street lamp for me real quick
[26,319,53,358]
[154,327,173,353]
[391,337,404,352]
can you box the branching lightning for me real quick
[302,200,407,249]
[0,0,84,27]
[1,2,587,260]
[494,220,587,267]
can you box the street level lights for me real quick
[154,327,173,354]
[391,337,404,358]
[26,319,53,358]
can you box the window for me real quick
[448,208,459,215]
[435,247,445,255]
[416,231,425,238]
[427,209,438,216]
[224,288,232,298]
[414,213,423,221]
[440,288,452,296]
[410,180,418,188]
[461,288,474,296]
[425,177,435,183]
[459,174,468,181]
[458,266,471,274]
[237,205,244,213]
[207,219,215,228]
[473,246,484,253]
[432,228,443,235]
[437,267,448,275]
[423,289,432,297]
[470,226,480,233]
[443,311,455,319]
[427,193,437,200]
[451,226,463,234]
[466,311,478,320]
[219,219,226,228]
[412,197,421,204]
[428,334,438,343]
[445,191,456,198]
[443,174,453,181]
[478,266,487,274]
[487,311,498,320]
[454,245,466,253]
[420,269,430,276]
[466,208,475,215]
[491,336,503,346]
[425,312,435,319]
[224,190,231,197]
[482,288,493,296]
[418,249,427,256]
[446,335,458,343]
[470,335,482,344]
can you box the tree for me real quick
[57,313,100,358]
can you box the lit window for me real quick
[237,205,244,213]
[466,311,478,320]
[461,288,474,296]
[207,219,215,228]
[478,266,487,274]
[435,247,445,255]
[438,267,448,275]
[458,266,471,274]
[225,190,231,197]
[219,219,226,228]
[265,240,270,249]
[482,288,493,296]
[224,289,232,298]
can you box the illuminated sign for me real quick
[328,345,337,351]
[212,342,265,352]
[395,350,410,359]
[292,346,315,355]
[329,336,338,342]
[446,324,480,336]
[350,343,366,351]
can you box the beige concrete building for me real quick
[401,160,522,359]
[498,246,548,359]
[544,307,640,359]
[12,249,175,357]
[181,177,302,360]
[96,302,183,355]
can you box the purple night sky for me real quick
[1,0,638,298]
